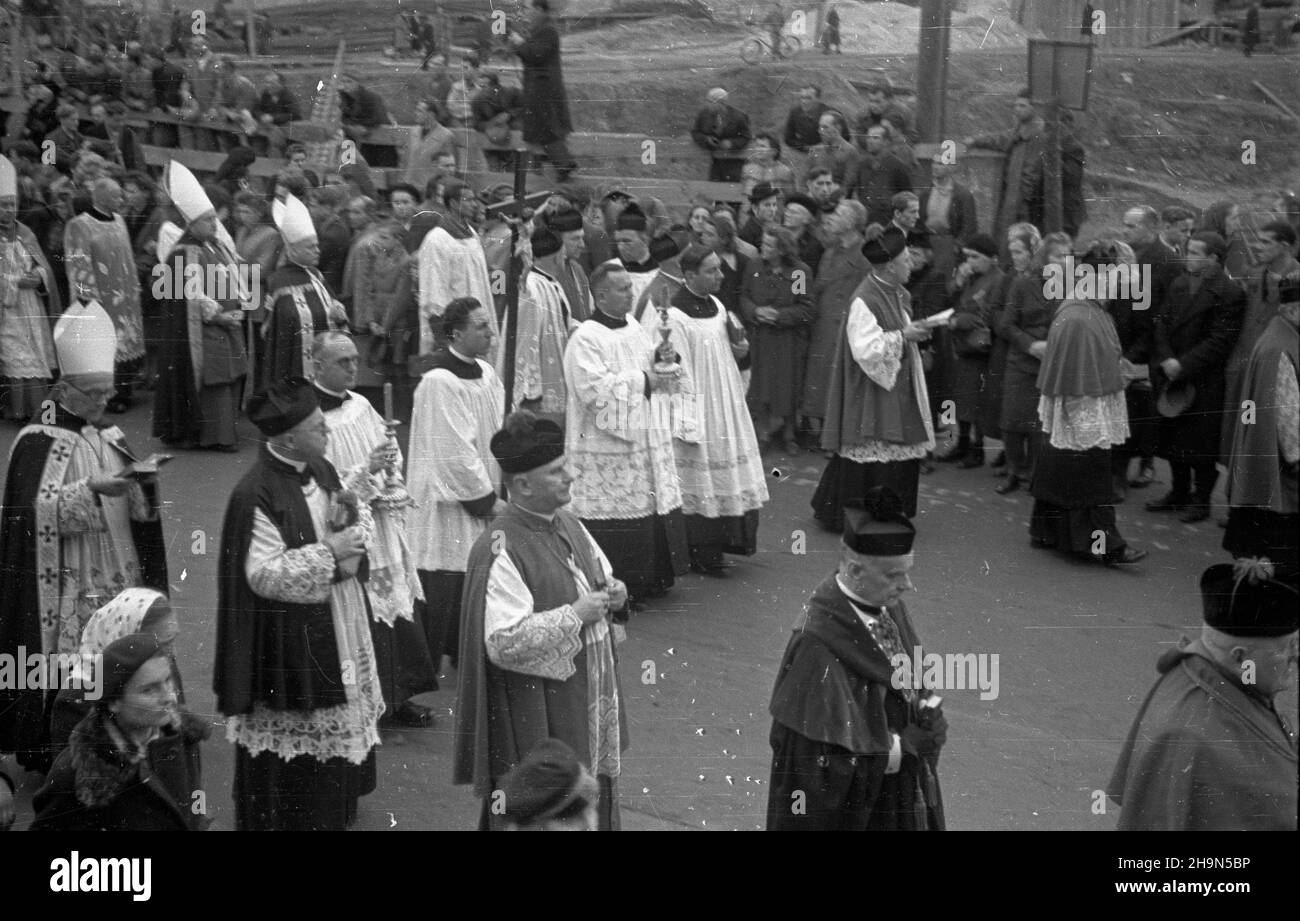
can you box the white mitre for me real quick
[54,300,117,376]
[165,160,215,224]
[0,154,16,199]
[272,192,316,244]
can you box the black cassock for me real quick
[214,447,375,830]
[766,577,945,831]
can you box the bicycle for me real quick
[740,32,801,64]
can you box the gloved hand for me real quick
[900,710,948,758]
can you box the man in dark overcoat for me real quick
[508,0,576,179]
[1147,231,1245,524]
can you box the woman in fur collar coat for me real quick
[31,634,210,832]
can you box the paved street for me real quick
[4,396,1287,831]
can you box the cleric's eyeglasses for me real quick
[65,380,115,402]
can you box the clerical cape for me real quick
[767,576,945,831]
[1107,639,1298,831]
[261,263,346,389]
[0,405,167,770]
[454,504,627,799]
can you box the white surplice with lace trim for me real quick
[321,390,422,626]
[225,450,384,765]
[1037,392,1130,451]
[484,517,622,780]
[837,294,935,463]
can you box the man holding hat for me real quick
[262,192,349,389]
[0,153,61,423]
[691,88,752,183]
[455,410,629,830]
[152,160,250,451]
[537,207,592,323]
[0,301,169,773]
[63,177,144,414]
[1147,231,1246,524]
[1107,560,1297,830]
[768,487,947,831]
[813,226,934,527]
[215,377,384,830]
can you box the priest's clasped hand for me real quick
[573,590,611,624]
[900,711,949,759]
[605,578,629,610]
[323,526,366,561]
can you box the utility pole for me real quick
[915,0,951,143]
[245,0,258,57]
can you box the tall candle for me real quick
[383,382,394,422]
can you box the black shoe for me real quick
[958,452,984,469]
[1178,502,1211,524]
[934,443,968,462]
[1104,546,1149,567]
[990,450,1006,470]
[995,475,1021,495]
[1145,492,1187,513]
[382,701,435,729]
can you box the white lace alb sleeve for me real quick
[484,551,585,680]
[846,297,905,390]
[245,507,336,603]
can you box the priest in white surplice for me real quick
[311,331,439,727]
[496,226,574,417]
[563,261,689,605]
[612,203,661,308]
[406,297,504,674]
[416,180,497,358]
[640,245,769,573]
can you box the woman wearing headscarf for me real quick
[48,587,187,752]
[996,230,1067,495]
[741,225,815,453]
[1029,241,1148,566]
[32,633,209,831]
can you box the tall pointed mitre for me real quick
[54,300,117,377]
[165,160,215,224]
[272,193,316,244]
[0,154,16,199]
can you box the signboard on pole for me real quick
[1027,39,1094,111]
